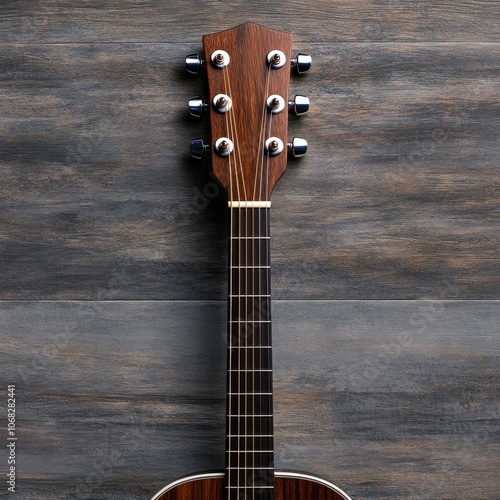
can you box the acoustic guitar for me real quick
[152,22,351,500]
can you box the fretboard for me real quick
[225,206,274,500]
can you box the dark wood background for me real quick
[0,1,499,499]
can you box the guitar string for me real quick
[264,91,274,496]
[264,65,272,498]
[230,74,247,500]
[223,67,245,499]
[252,62,264,499]
[223,66,246,498]
[258,68,272,205]
[258,62,273,498]
[254,68,272,201]
[226,69,242,499]
[223,66,234,500]
[252,60,271,497]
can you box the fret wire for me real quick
[227,467,274,469]
[230,266,270,268]
[228,346,271,349]
[228,369,272,372]
[227,415,273,417]
[229,294,271,297]
[229,320,271,323]
[227,435,273,437]
[227,393,272,395]
[226,450,274,453]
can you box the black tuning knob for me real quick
[289,95,310,115]
[190,139,210,160]
[291,53,312,74]
[288,138,308,158]
[185,54,206,75]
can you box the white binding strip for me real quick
[151,472,222,499]
[276,471,353,500]
[228,201,271,208]
[151,471,352,500]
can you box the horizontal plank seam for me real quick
[1,41,500,47]
[0,299,498,305]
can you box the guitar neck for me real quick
[226,205,275,496]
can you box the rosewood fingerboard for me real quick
[226,207,274,500]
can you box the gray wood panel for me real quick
[1,42,498,300]
[1,3,498,500]
[1,300,499,499]
[1,0,499,43]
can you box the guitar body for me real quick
[153,471,351,500]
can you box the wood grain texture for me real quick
[0,0,499,43]
[1,300,498,499]
[1,42,498,299]
[203,23,293,201]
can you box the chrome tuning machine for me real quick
[289,95,310,116]
[185,54,206,75]
[291,53,312,74]
[188,97,209,117]
[288,138,308,158]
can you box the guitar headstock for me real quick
[186,23,311,203]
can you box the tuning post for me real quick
[288,138,308,157]
[289,95,310,115]
[210,50,230,69]
[291,53,312,74]
[265,137,284,156]
[185,54,206,75]
[267,95,285,114]
[213,94,232,113]
[215,137,234,157]
[188,96,209,117]
[267,50,286,69]
[190,139,210,159]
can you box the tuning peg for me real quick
[185,54,206,75]
[190,139,210,159]
[188,96,209,117]
[291,53,312,74]
[288,138,308,158]
[289,95,310,115]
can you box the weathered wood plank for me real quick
[0,0,499,43]
[0,300,498,498]
[1,42,498,299]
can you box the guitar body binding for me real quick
[152,470,352,499]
